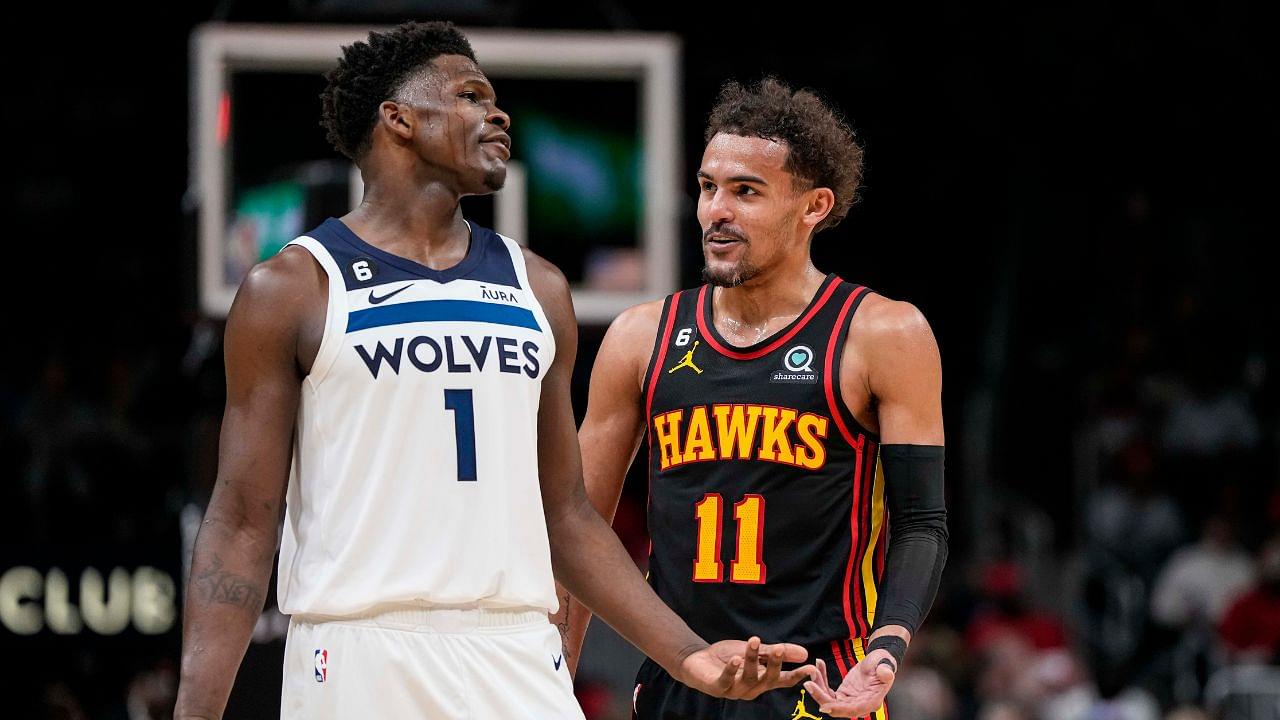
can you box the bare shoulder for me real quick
[607,298,667,348]
[849,292,938,358]
[228,246,324,331]
[845,292,942,412]
[241,244,316,290]
[225,246,328,376]
[519,246,574,330]
[519,246,568,291]
[595,298,667,389]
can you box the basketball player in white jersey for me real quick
[174,21,815,719]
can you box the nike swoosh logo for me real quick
[552,653,563,671]
[368,284,413,305]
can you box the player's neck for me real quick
[713,258,827,332]
[341,174,470,264]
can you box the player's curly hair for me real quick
[320,21,476,160]
[705,77,864,233]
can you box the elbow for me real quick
[197,506,279,561]
[543,495,591,553]
[891,509,949,543]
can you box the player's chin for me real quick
[702,259,753,288]
[467,164,506,194]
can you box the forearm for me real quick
[873,525,947,633]
[548,582,594,676]
[552,448,631,676]
[547,494,706,680]
[871,445,948,640]
[174,517,277,718]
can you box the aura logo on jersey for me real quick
[479,286,519,303]
[355,335,541,379]
[652,404,830,470]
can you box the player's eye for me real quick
[736,185,757,196]
[700,181,715,192]
[459,91,479,103]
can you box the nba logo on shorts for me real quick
[314,649,328,682]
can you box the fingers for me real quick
[757,641,809,664]
[735,643,802,700]
[757,645,784,689]
[740,637,761,686]
[813,658,833,694]
[815,697,882,719]
[715,656,743,692]
[804,678,838,712]
[724,641,818,700]
[875,661,896,686]
[803,658,837,711]
[775,665,818,688]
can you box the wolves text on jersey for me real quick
[355,335,541,379]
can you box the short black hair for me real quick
[320,21,476,160]
[705,77,864,233]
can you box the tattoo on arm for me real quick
[557,593,572,659]
[193,554,264,610]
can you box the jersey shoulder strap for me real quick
[824,280,877,443]
[283,231,349,385]
[640,291,691,422]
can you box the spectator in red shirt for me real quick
[967,561,1068,653]
[1219,537,1280,664]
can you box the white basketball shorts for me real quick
[281,605,584,719]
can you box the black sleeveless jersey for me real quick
[642,274,885,648]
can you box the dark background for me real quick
[3,2,1276,719]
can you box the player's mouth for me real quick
[481,133,512,160]
[704,234,747,253]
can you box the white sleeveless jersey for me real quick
[276,218,557,617]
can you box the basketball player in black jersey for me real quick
[553,78,949,719]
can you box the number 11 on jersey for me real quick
[693,493,766,584]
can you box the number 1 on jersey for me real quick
[444,389,477,482]
[693,494,725,582]
[693,493,766,583]
[731,495,766,583]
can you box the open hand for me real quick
[802,650,895,717]
[678,636,817,700]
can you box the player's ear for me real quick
[376,100,415,142]
[800,186,835,232]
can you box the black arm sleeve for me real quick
[871,444,949,637]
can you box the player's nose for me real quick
[487,105,510,132]
[705,188,734,224]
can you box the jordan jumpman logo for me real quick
[791,689,821,720]
[668,341,704,374]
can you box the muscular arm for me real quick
[174,249,322,719]
[548,301,660,675]
[845,296,947,657]
[807,297,948,716]
[527,259,709,676]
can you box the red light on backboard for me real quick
[217,92,231,146]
